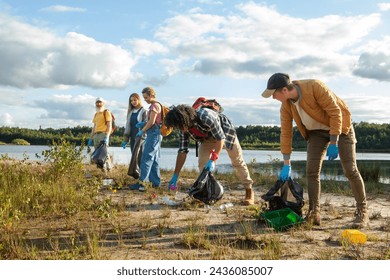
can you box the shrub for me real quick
[11,139,30,145]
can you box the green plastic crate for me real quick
[261,208,304,231]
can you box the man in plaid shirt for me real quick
[165,104,254,205]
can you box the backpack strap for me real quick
[156,102,165,123]
[103,109,108,123]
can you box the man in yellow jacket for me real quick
[261,73,368,228]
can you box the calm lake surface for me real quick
[1,145,389,166]
[1,145,390,183]
[0,145,390,184]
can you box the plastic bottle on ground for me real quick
[219,202,234,211]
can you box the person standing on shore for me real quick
[122,93,147,179]
[261,73,368,228]
[88,97,113,170]
[128,87,163,191]
[122,93,147,151]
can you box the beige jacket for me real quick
[280,79,352,156]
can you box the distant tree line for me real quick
[0,122,389,152]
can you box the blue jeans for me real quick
[139,124,162,186]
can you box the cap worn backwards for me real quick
[95,97,104,103]
[261,73,290,98]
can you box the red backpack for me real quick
[190,97,224,156]
[192,97,224,113]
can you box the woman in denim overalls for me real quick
[128,87,163,191]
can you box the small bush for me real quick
[11,139,30,145]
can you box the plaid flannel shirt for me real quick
[178,108,236,153]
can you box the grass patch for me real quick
[1,139,390,260]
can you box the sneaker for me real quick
[305,209,321,226]
[352,208,369,229]
[139,185,146,192]
[128,183,141,190]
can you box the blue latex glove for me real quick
[136,130,143,137]
[87,138,93,147]
[121,141,127,149]
[205,159,215,172]
[326,144,338,160]
[103,136,109,144]
[136,122,145,129]
[278,164,291,181]
[168,174,179,191]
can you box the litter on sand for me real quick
[261,208,304,231]
[342,229,367,244]
[102,178,113,186]
[162,196,181,206]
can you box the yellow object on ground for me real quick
[342,229,367,244]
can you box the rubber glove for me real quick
[136,122,145,129]
[326,143,339,160]
[168,173,179,191]
[136,130,143,137]
[278,164,291,181]
[103,136,109,144]
[87,138,93,147]
[121,141,127,149]
[205,159,215,172]
[205,150,218,172]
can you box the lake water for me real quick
[1,145,389,183]
[1,145,389,167]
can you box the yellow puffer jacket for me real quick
[280,79,352,156]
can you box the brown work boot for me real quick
[244,187,254,205]
[305,209,321,226]
[352,207,369,229]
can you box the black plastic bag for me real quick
[188,168,224,205]
[91,141,108,169]
[127,136,144,179]
[261,178,304,216]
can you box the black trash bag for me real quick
[188,168,224,205]
[91,141,108,169]
[127,136,144,179]
[261,178,305,216]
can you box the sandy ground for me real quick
[89,180,390,260]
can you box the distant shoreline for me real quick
[1,142,389,154]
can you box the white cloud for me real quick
[31,94,129,128]
[149,3,381,80]
[352,36,390,81]
[33,94,95,120]
[41,5,86,13]
[0,113,13,126]
[378,2,390,11]
[197,0,223,5]
[344,96,390,124]
[127,39,168,57]
[0,14,137,89]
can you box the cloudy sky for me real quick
[1,0,390,129]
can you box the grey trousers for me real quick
[306,127,367,211]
